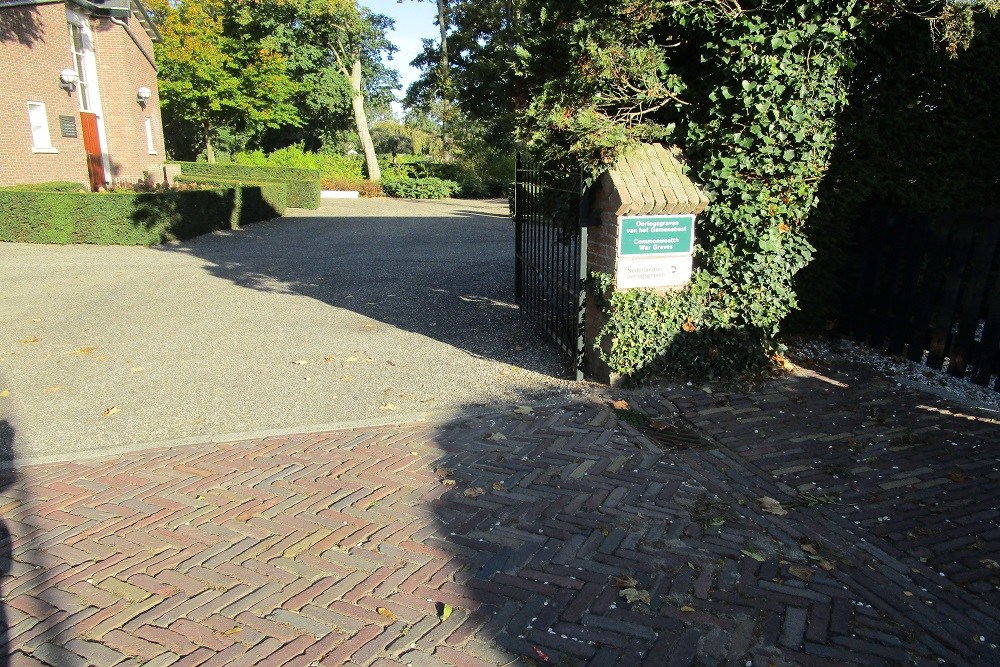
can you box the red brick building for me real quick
[0,0,165,190]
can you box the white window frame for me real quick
[27,102,57,153]
[145,117,157,155]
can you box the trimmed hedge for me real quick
[174,176,288,215]
[0,185,282,245]
[0,181,85,192]
[174,162,321,209]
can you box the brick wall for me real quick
[0,2,89,187]
[91,14,165,183]
[0,2,166,188]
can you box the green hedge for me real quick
[0,181,85,192]
[174,176,288,216]
[381,176,459,199]
[174,162,321,209]
[0,186,281,245]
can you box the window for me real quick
[145,117,156,155]
[27,102,56,153]
[68,21,92,111]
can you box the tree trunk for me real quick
[437,0,450,159]
[204,122,216,164]
[351,58,380,182]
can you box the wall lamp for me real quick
[136,87,152,105]
[59,68,79,92]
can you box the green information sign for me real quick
[618,214,695,256]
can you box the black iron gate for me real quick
[514,153,588,380]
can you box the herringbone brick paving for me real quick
[1,360,998,665]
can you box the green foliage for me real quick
[145,0,302,160]
[0,182,85,192]
[0,186,279,245]
[792,13,1000,329]
[234,145,364,180]
[321,177,383,197]
[174,161,321,209]
[380,176,459,199]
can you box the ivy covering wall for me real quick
[510,0,996,382]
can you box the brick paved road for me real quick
[1,359,998,666]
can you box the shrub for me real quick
[234,145,365,181]
[320,177,383,198]
[173,162,320,209]
[0,185,280,245]
[380,176,459,199]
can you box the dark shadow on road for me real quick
[0,420,15,667]
[154,199,571,379]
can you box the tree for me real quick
[145,0,300,162]
[399,0,455,156]
[231,0,398,179]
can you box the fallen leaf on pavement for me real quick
[492,481,506,492]
[441,479,456,487]
[611,399,630,410]
[800,543,819,556]
[680,606,696,613]
[759,497,788,516]
[20,336,40,344]
[533,647,550,663]
[612,575,638,589]
[341,375,354,382]
[379,403,398,412]
[376,607,397,621]
[619,587,651,605]
[221,627,243,636]
[903,591,913,597]
[435,467,454,479]
[464,487,485,498]
[788,565,815,581]
[817,559,836,572]
[513,405,534,415]
[0,389,9,398]
[72,346,97,356]
[45,386,63,393]
[741,549,766,562]
[948,470,966,482]
[102,406,120,417]
[437,603,453,621]
[324,355,337,362]
[486,432,507,442]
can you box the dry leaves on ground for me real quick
[788,565,815,581]
[760,496,788,515]
[619,587,651,605]
[492,481,506,492]
[20,336,40,344]
[0,389,9,398]
[72,346,97,356]
[376,607,398,622]
[463,487,485,498]
[513,405,534,415]
[102,406,120,417]
[486,432,507,442]
[379,403,398,412]
[611,399,630,410]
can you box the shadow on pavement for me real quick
[154,198,571,380]
[418,361,1000,665]
[1,421,16,667]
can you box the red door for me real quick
[80,111,105,191]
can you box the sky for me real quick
[360,0,440,114]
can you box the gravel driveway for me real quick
[0,198,579,463]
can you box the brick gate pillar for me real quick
[583,143,709,383]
